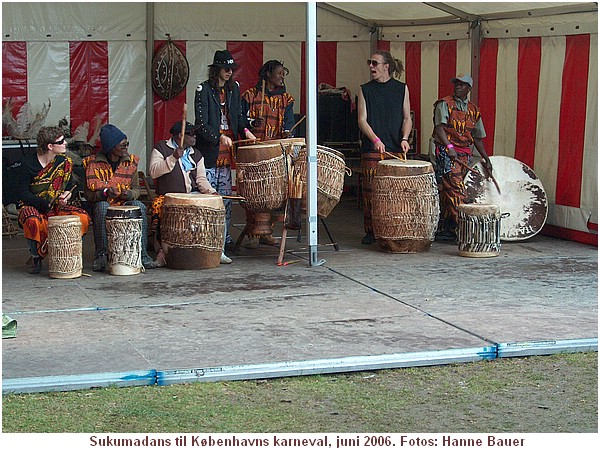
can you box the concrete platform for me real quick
[2,197,597,389]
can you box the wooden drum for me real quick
[106,206,143,276]
[161,193,225,269]
[294,145,346,218]
[48,215,82,279]
[371,159,440,253]
[457,204,502,258]
[236,143,287,212]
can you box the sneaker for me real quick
[93,254,107,272]
[259,234,279,246]
[142,255,158,269]
[220,252,232,264]
[244,236,259,249]
[361,232,375,245]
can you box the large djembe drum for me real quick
[47,215,82,279]
[236,142,288,235]
[106,206,143,276]
[161,193,225,269]
[293,145,346,218]
[371,159,440,253]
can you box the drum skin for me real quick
[371,159,439,253]
[465,155,548,241]
[48,215,82,279]
[161,193,225,270]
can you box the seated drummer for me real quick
[83,124,157,272]
[148,120,229,267]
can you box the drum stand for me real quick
[232,214,339,265]
[276,216,339,266]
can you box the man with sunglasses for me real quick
[83,124,157,271]
[357,50,413,245]
[148,120,227,266]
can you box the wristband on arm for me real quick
[372,137,381,144]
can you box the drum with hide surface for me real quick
[161,193,225,269]
[464,155,547,241]
[371,159,440,253]
[457,204,503,258]
[293,145,346,218]
[106,206,143,276]
[48,215,82,279]
[236,142,288,236]
[267,138,305,158]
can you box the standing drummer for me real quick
[357,50,412,245]
[194,50,256,259]
[432,74,493,242]
[83,124,156,271]
[148,120,224,267]
[241,59,296,248]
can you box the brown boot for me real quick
[259,234,279,246]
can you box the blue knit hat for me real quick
[100,124,127,154]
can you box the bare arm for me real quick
[400,85,413,153]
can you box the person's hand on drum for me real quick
[119,190,134,201]
[373,139,385,155]
[220,134,233,149]
[106,187,120,199]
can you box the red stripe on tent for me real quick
[377,41,390,52]
[438,40,457,99]
[2,42,28,136]
[587,219,598,232]
[542,224,597,246]
[556,34,590,208]
[405,42,421,153]
[478,38,498,156]
[69,42,109,138]
[152,40,187,147]
[228,41,263,96]
[514,37,541,168]
[299,41,337,115]
[318,42,337,88]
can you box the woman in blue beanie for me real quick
[83,124,157,271]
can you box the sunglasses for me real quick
[119,142,130,149]
[185,131,195,136]
[367,59,385,66]
[52,138,66,145]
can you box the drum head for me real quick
[164,192,224,208]
[236,143,283,163]
[106,205,142,219]
[465,155,548,241]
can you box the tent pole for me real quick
[306,2,324,267]
[145,2,155,171]
[470,19,481,104]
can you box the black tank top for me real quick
[360,78,406,152]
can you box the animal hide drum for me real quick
[151,39,190,101]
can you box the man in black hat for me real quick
[83,124,157,271]
[432,74,493,241]
[148,120,228,266]
[194,50,256,256]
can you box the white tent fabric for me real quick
[2,1,597,243]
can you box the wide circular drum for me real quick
[457,204,502,258]
[161,193,225,270]
[294,145,346,218]
[465,155,547,241]
[236,142,288,212]
[106,206,143,276]
[371,159,440,253]
[48,215,82,279]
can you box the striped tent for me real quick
[2,2,597,244]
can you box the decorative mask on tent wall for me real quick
[151,38,190,101]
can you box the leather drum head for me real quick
[465,155,548,241]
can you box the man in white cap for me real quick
[432,74,493,241]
